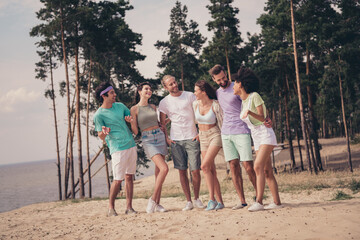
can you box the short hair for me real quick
[135,82,152,103]
[195,80,217,100]
[233,66,260,93]
[94,82,113,104]
[209,64,225,77]
[161,75,175,87]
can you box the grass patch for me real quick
[314,183,331,191]
[348,179,360,193]
[332,191,353,201]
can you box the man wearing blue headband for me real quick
[93,82,137,216]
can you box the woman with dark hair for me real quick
[129,82,169,213]
[233,67,283,212]
[193,80,225,211]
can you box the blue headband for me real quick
[100,86,113,96]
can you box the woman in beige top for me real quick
[193,80,224,211]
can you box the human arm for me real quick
[242,104,266,122]
[129,106,139,135]
[160,111,174,146]
[97,126,110,141]
[264,116,272,128]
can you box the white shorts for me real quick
[251,125,277,151]
[111,146,137,181]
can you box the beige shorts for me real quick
[199,126,222,151]
[111,146,137,181]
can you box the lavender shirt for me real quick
[216,82,250,135]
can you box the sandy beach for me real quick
[1,137,360,240]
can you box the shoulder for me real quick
[150,104,157,111]
[212,100,222,111]
[252,92,263,101]
[130,105,138,114]
[192,100,199,109]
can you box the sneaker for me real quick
[264,202,284,210]
[193,198,205,209]
[215,202,225,211]
[125,208,137,215]
[107,208,118,217]
[232,203,248,210]
[146,197,157,213]
[155,204,167,212]
[248,202,264,212]
[182,201,194,211]
[205,200,217,211]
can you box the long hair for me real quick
[195,80,217,100]
[134,82,152,103]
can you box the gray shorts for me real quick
[171,139,201,171]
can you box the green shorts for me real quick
[221,134,253,162]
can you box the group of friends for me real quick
[93,64,283,217]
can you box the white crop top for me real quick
[195,103,216,124]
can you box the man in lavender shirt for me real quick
[209,64,257,209]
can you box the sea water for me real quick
[0,155,154,213]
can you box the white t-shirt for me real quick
[158,91,198,141]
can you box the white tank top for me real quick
[195,103,216,124]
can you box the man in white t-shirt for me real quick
[159,75,205,211]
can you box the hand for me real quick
[241,110,249,119]
[166,137,175,146]
[124,116,133,123]
[192,135,199,142]
[264,117,272,128]
[102,126,110,135]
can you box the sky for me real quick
[0,0,266,165]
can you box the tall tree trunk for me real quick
[305,121,318,174]
[86,58,92,198]
[60,5,75,198]
[306,48,323,171]
[296,127,304,171]
[75,44,84,198]
[336,55,353,172]
[49,54,62,200]
[290,0,312,173]
[278,91,284,143]
[284,75,295,169]
[225,48,232,81]
[105,154,111,193]
[181,62,184,91]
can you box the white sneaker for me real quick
[264,202,284,210]
[182,201,194,211]
[248,202,264,212]
[193,198,205,209]
[146,197,157,213]
[155,204,167,212]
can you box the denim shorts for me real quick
[171,139,201,171]
[221,134,253,162]
[142,128,168,159]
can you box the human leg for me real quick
[125,174,134,210]
[264,154,281,205]
[151,154,169,204]
[201,145,222,201]
[109,180,122,210]
[229,159,246,204]
[179,169,192,202]
[253,145,274,204]
[242,161,257,195]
